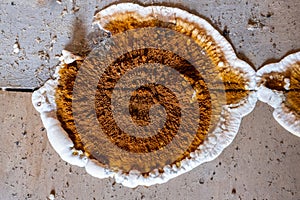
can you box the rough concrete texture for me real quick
[1,92,300,199]
[0,0,300,200]
[0,0,299,88]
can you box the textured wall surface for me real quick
[1,0,299,88]
[0,0,299,200]
[1,93,299,200]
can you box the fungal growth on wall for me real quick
[32,2,299,188]
[257,52,300,137]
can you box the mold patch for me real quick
[257,52,300,137]
[33,3,256,188]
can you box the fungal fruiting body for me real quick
[32,3,256,188]
[257,52,300,137]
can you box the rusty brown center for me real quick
[96,81,182,153]
[88,48,212,169]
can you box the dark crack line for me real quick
[0,87,37,92]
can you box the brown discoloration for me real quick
[55,61,85,152]
[289,62,300,90]
[286,62,300,116]
[261,72,287,91]
[260,62,300,116]
[286,91,300,116]
[102,14,249,105]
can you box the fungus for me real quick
[257,52,300,137]
[32,3,256,187]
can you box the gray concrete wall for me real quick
[1,0,299,88]
[1,92,299,199]
[0,1,299,200]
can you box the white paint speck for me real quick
[13,42,20,54]
[284,78,290,90]
[48,194,55,200]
